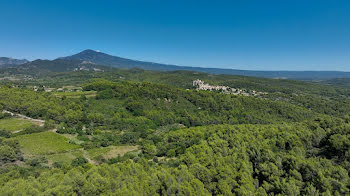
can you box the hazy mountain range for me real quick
[1,49,350,80]
[0,57,29,67]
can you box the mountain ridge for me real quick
[0,57,29,67]
[59,49,350,80]
[2,50,350,80]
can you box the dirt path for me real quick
[12,128,56,134]
[82,150,96,164]
[3,110,45,126]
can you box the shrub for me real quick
[71,156,88,167]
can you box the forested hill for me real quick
[61,49,350,80]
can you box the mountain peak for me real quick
[63,49,111,60]
[60,49,128,67]
[81,49,100,53]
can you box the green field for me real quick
[0,118,36,132]
[13,132,80,156]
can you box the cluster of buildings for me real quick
[32,85,82,92]
[192,79,266,96]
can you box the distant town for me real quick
[193,79,267,96]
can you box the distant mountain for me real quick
[60,49,174,69]
[2,50,349,80]
[61,50,350,80]
[10,59,110,75]
[0,57,29,67]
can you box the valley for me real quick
[1,61,350,195]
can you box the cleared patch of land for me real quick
[13,132,80,156]
[88,145,139,160]
[52,91,97,98]
[0,118,37,132]
[46,149,84,164]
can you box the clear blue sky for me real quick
[1,0,350,71]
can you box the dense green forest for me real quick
[1,68,350,195]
